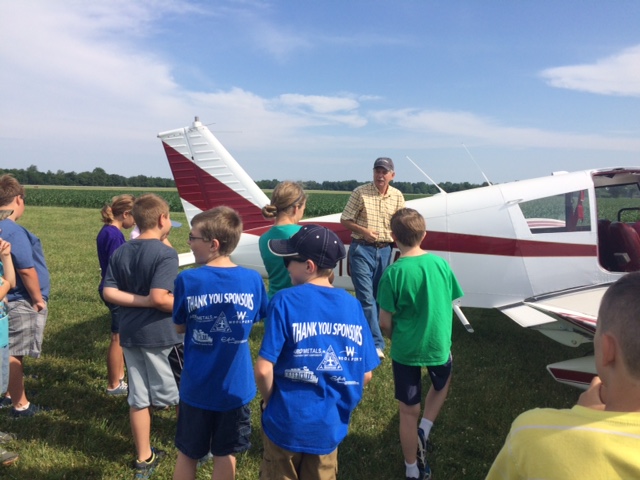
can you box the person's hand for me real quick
[33,299,47,312]
[363,230,379,243]
[577,376,606,410]
[0,238,11,257]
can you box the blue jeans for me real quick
[348,242,392,350]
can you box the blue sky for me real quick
[1,1,639,184]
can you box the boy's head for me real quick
[597,272,640,380]
[390,208,426,247]
[132,194,171,234]
[0,175,25,219]
[268,224,346,280]
[0,175,24,208]
[190,206,243,257]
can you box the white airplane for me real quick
[158,117,640,389]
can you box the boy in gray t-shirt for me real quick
[103,193,182,479]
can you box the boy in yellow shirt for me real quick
[487,272,640,479]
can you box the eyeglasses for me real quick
[188,234,209,242]
[284,256,308,267]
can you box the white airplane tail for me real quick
[158,117,271,232]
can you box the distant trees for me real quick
[0,166,175,188]
[2,166,486,194]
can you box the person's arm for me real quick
[379,309,394,338]
[148,288,174,313]
[364,370,373,386]
[340,189,379,242]
[340,218,379,243]
[255,355,275,406]
[0,240,16,288]
[17,267,46,312]
[577,376,606,411]
[175,324,186,334]
[103,287,152,308]
[0,240,16,299]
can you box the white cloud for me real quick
[275,94,366,127]
[371,109,640,151]
[540,45,640,97]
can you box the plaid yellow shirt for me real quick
[340,183,405,242]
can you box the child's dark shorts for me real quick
[392,353,453,406]
[175,400,251,459]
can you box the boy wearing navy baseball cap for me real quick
[255,225,380,479]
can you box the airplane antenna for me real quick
[462,143,492,186]
[406,156,447,194]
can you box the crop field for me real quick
[23,187,427,219]
[0,191,590,479]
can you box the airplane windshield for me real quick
[520,190,591,234]
[595,181,640,272]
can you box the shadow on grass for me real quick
[0,314,166,470]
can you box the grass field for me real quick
[0,206,589,479]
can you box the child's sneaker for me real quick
[10,403,44,419]
[417,428,433,480]
[0,447,18,466]
[106,379,128,396]
[421,462,432,480]
[197,451,213,467]
[134,447,165,479]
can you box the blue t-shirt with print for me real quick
[173,265,268,412]
[259,283,380,455]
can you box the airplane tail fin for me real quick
[158,117,271,232]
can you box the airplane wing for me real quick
[500,284,602,342]
[499,283,608,389]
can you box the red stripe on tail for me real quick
[163,142,271,232]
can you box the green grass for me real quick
[0,206,587,479]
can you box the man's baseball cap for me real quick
[373,157,394,171]
[268,224,346,269]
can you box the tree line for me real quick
[1,165,487,194]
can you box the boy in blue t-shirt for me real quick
[0,175,51,419]
[0,235,19,465]
[378,208,463,480]
[172,206,268,480]
[255,225,380,478]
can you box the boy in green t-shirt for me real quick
[378,208,463,480]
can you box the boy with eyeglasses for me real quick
[255,224,380,479]
[172,206,268,480]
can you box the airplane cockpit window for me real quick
[519,190,591,235]
[594,181,640,272]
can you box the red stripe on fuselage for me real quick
[247,222,596,258]
[425,231,597,257]
[163,143,271,231]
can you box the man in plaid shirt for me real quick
[340,157,405,359]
